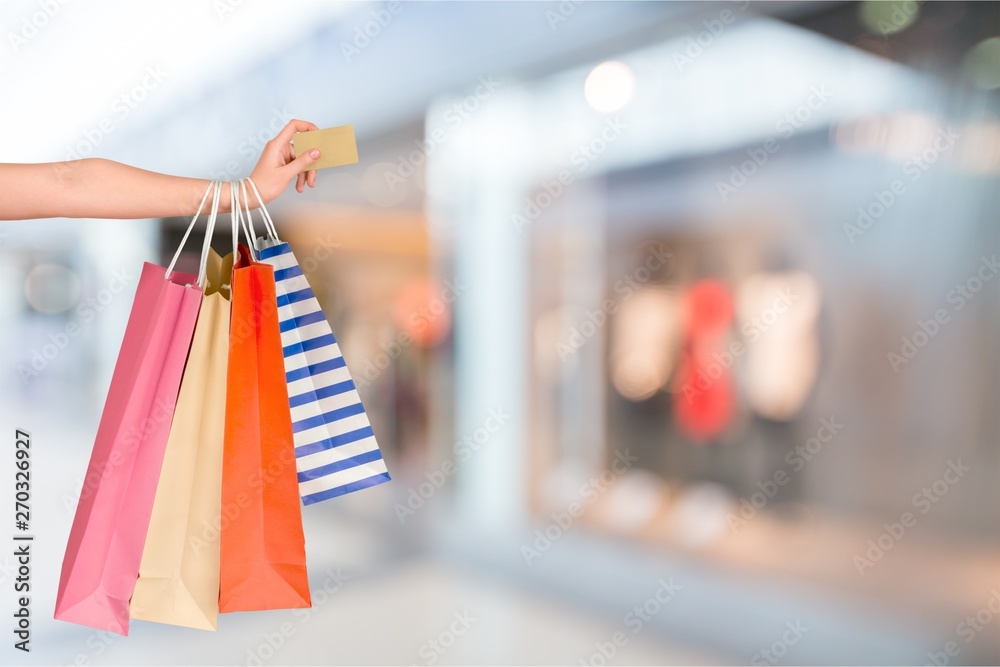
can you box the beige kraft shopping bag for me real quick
[129,232,233,630]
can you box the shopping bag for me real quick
[130,183,236,630]
[55,181,220,635]
[243,179,390,505]
[219,230,310,612]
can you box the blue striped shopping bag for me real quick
[243,182,390,505]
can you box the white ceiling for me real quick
[0,0,350,161]
[0,0,691,174]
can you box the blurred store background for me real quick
[1,1,998,664]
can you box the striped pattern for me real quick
[258,241,390,505]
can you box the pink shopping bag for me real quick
[55,182,222,635]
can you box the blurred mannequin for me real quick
[737,271,821,421]
[674,279,736,442]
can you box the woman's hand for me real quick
[0,119,324,220]
[249,119,322,203]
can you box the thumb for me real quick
[286,148,320,175]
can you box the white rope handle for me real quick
[240,179,266,248]
[243,177,280,242]
[228,181,239,259]
[195,181,224,287]
[229,180,242,260]
[165,180,217,280]
[232,180,258,262]
[237,180,261,248]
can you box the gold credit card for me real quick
[293,124,359,170]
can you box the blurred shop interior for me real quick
[0,1,998,664]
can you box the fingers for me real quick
[285,148,321,179]
[272,119,319,150]
[257,119,321,196]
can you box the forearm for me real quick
[0,119,320,221]
[0,159,237,221]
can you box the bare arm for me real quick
[0,119,320,221]
[0,160,235,220]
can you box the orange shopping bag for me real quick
[219,240,310,612]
